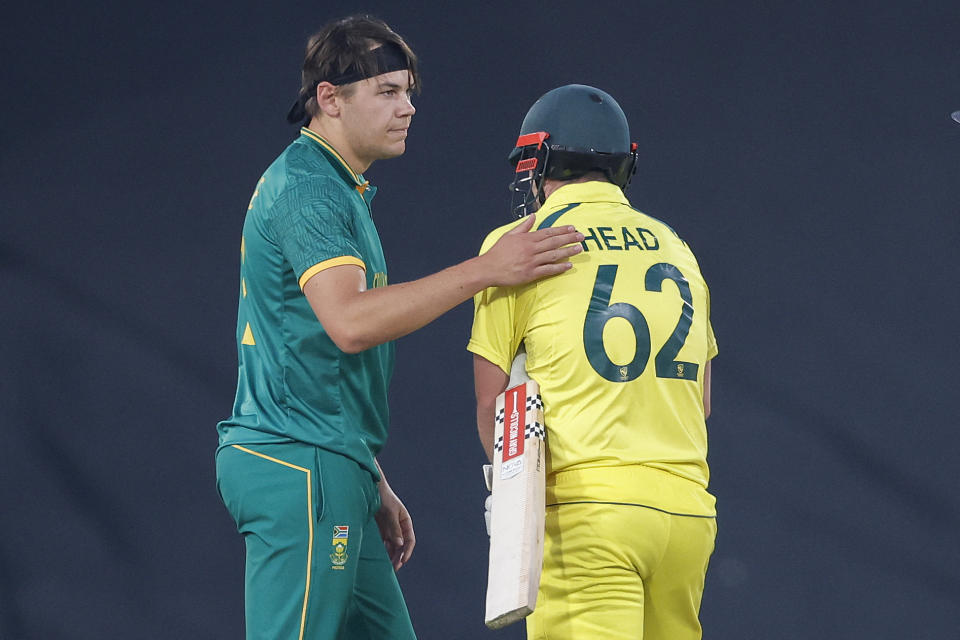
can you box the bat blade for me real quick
[484,376,546,629]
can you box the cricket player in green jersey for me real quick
[470,85,718,639]
[215,15,584,640]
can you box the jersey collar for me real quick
[540,181,629,210]
[299,127,373,196]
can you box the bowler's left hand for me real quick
[375,482,416,570]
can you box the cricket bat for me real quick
[484,349,546,629]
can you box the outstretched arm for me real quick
[303,217,583,353]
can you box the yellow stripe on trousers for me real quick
[232,444,314,640]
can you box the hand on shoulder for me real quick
[482,216,584,287]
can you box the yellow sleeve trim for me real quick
[299,256,366,289]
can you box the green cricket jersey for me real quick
[217,128,392,479]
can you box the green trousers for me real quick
[216,442,417,640]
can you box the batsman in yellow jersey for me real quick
[469,85,718,640]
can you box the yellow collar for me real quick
[300,128,370,193]
[541,181,629,210]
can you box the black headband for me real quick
[286,41,410,124]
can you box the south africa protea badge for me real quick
[330,525,349,569]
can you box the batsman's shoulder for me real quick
[478,217,536,255]
[631,206,687,244]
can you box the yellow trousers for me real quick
[528,501,716,640]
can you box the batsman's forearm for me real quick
[477,402,496,462]
[474,355,510,463]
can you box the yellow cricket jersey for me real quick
[468,181,718,516]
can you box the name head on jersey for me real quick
[508,84,639,218]
[580,226,660,252]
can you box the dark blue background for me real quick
[2,1,958,638]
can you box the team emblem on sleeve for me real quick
[330,525,350,569]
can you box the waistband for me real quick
[546,464,716,517]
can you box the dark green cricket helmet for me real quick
[508,84,638,217]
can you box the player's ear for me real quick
[315,82,340,117]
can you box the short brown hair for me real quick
[298,15,420,119]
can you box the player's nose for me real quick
[398,95,415,117]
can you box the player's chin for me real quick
[380,140,407,159]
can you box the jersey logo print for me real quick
[247,177,265,211]
[241,236,248,298]
[241,323,256,346]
